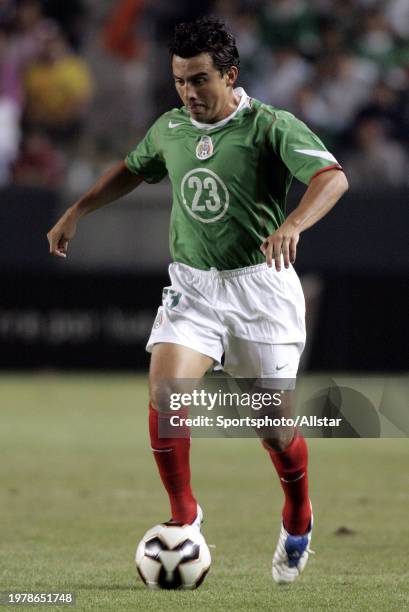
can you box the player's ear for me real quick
[224,65,238,86]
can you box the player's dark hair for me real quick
[168,17,240,75]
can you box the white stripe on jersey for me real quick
[294,149,338,163]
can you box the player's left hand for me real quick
[260,222,300,271]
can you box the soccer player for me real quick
[47,18,348,583]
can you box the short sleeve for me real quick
[268,111,341,185]
[125,121,168,184]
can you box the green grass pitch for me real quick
[1,374,409,611]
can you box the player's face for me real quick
[172,53,237,123]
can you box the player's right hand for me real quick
[47,211,77,258]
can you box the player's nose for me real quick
[185,83,198,100]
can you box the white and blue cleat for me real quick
[272,514,314,583]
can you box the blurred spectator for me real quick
[41,0,86,51]
[228,13,266,86]
[318,51,379,132]
[0,0,16,29]
[2,0,56,109]
[11,0,56,65]
[293,51,378,137]
[357,80,403,141]
[64,136,117,200]
[344,114,408,190]
[356,9,398,67]
[322,0,358,33]
[254,47,312,111]
[385,0,409,39]
[294,82,335,134]
[0,1,62,187]
[102,0,146,61]
[259,0,318,54]
[13,128,65,189]
[315,18,347,57]
[0,91,20,185]
[23,27,93,141]
[81,0,152,154]
[147,0,213,42]
[0,0,407,195]
[0,29,21,107]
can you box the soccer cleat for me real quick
[165,504,204,532]
[190,504,204,531]
[272,513,314,584]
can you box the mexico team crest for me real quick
[196,135,214,160]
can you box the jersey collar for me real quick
[189,87,251,130]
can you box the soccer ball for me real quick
[135,523,211,590]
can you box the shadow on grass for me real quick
[34,584,143,592]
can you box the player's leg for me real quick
[148,342,214,525]
[266,429,313,583]
[261,389,311,537]
[145,263,225,524]
[224,339,311,532]
[258,344,312,583]
[224,337,312,581]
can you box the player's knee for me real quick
[149,381,169,412]
[149,378,188,412]
[262,431,295,452]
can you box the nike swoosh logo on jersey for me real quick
[294,149,337,163]
[168,120,183,128]
[275,363,289,371]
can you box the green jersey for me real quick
[125,88,340,271]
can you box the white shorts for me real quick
[146,262,306,378]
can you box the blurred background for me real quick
[0,0,408,372]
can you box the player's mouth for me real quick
[188,103,206,112]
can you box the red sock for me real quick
[263,434,311,535]
[149,403,197,524]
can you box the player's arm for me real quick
[260,168,348,271]
[47,161,143,258]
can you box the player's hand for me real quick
[47,210,78,258]
[260,222,300,271]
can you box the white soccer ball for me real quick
[135,523,211,590]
